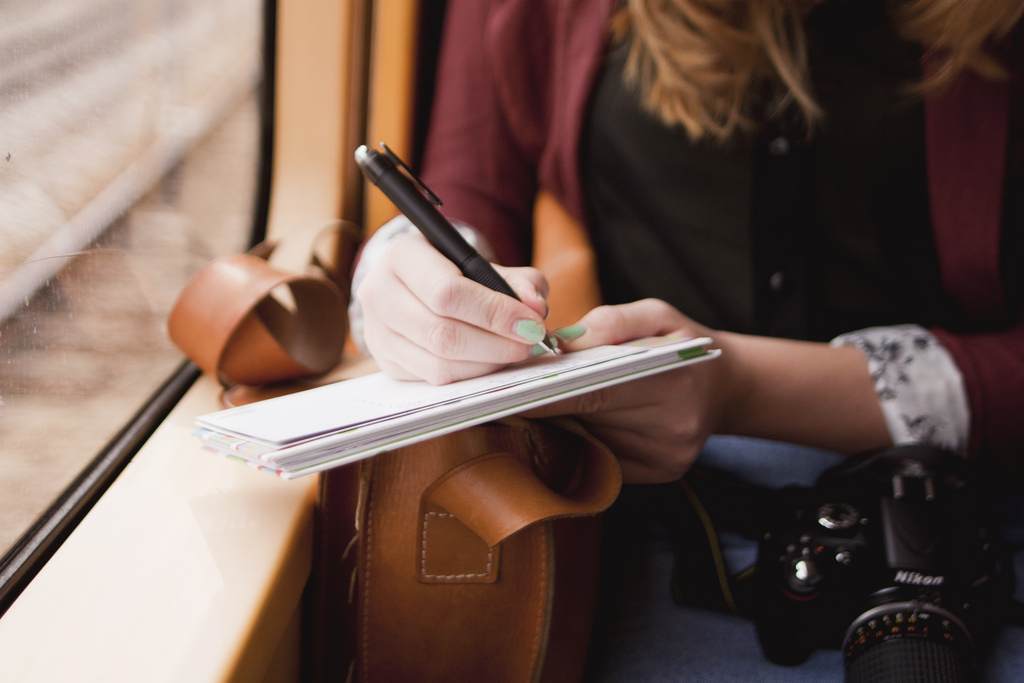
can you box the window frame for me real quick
[0,0,426,677]
[0,0,278,618]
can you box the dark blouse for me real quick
[581,1,955,342]
[418,0,1024,464]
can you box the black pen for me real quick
[355,143,558,354]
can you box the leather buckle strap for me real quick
[167,221,361,386]
[421,417,622,549]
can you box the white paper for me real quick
[196,343,642,445]
[194,335,719,477]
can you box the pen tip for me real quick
[542,336,559,355]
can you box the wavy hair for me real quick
[615,0,1024,140]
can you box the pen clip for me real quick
[379,142,442,207]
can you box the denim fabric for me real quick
[586,436,1024,682]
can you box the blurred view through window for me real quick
[0,0,264,557]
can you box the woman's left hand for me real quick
[525,299,734,483]
[526,298,891,484]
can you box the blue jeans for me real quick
[586,437,1024,682]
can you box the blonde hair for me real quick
[615,0,1024,140]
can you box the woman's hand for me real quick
[527,299,733,483]
[356,232,552,384]
[527,298,891,483]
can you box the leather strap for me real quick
[422,417,621,548]
[167,221,360,386]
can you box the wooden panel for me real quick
[363,0,421,232]
[267,0,372,238]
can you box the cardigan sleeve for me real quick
[417,0,552,266]
[923,38,1024,475]
[932,322,1024,475]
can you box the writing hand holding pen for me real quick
[355,143,558,383]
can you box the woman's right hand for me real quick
[355,231,552,384]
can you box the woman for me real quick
[352,0,1023,678]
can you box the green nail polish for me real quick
[515,319,546,343]
[554,324,586,340]
[531,343,548,356]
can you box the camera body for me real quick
[754,445,1013,681]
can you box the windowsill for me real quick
[0,371,317,682]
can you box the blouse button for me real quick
[768,136,791,156]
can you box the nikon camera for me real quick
[753,445,1013,682]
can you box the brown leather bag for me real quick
[309,416,620,683]
[167,201,618,682]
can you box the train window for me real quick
[0,0,267,589]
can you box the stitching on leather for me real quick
[360,470,377,679]
[421,511,494,579]
[529,530,548,679]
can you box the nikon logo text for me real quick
[894,570,945,586]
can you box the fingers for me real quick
[362,268,529,364]
[494,264,550,319]
[364,323,509,384]
[526,388,706,484]
[522,359,718,483]
[552,299,703,352]
[357,233,553,383]
[386,234,549,341]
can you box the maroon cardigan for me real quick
[419,0,1024,469]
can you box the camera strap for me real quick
[668,467,771,618]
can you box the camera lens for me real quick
[843,602,976,683]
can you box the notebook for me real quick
[194,334,719,478]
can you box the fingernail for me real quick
[531,343,549,356]
[514,319,546,343]
[554,324,586,340]
[537,293,550,319]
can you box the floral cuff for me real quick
[830,325,970,455]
